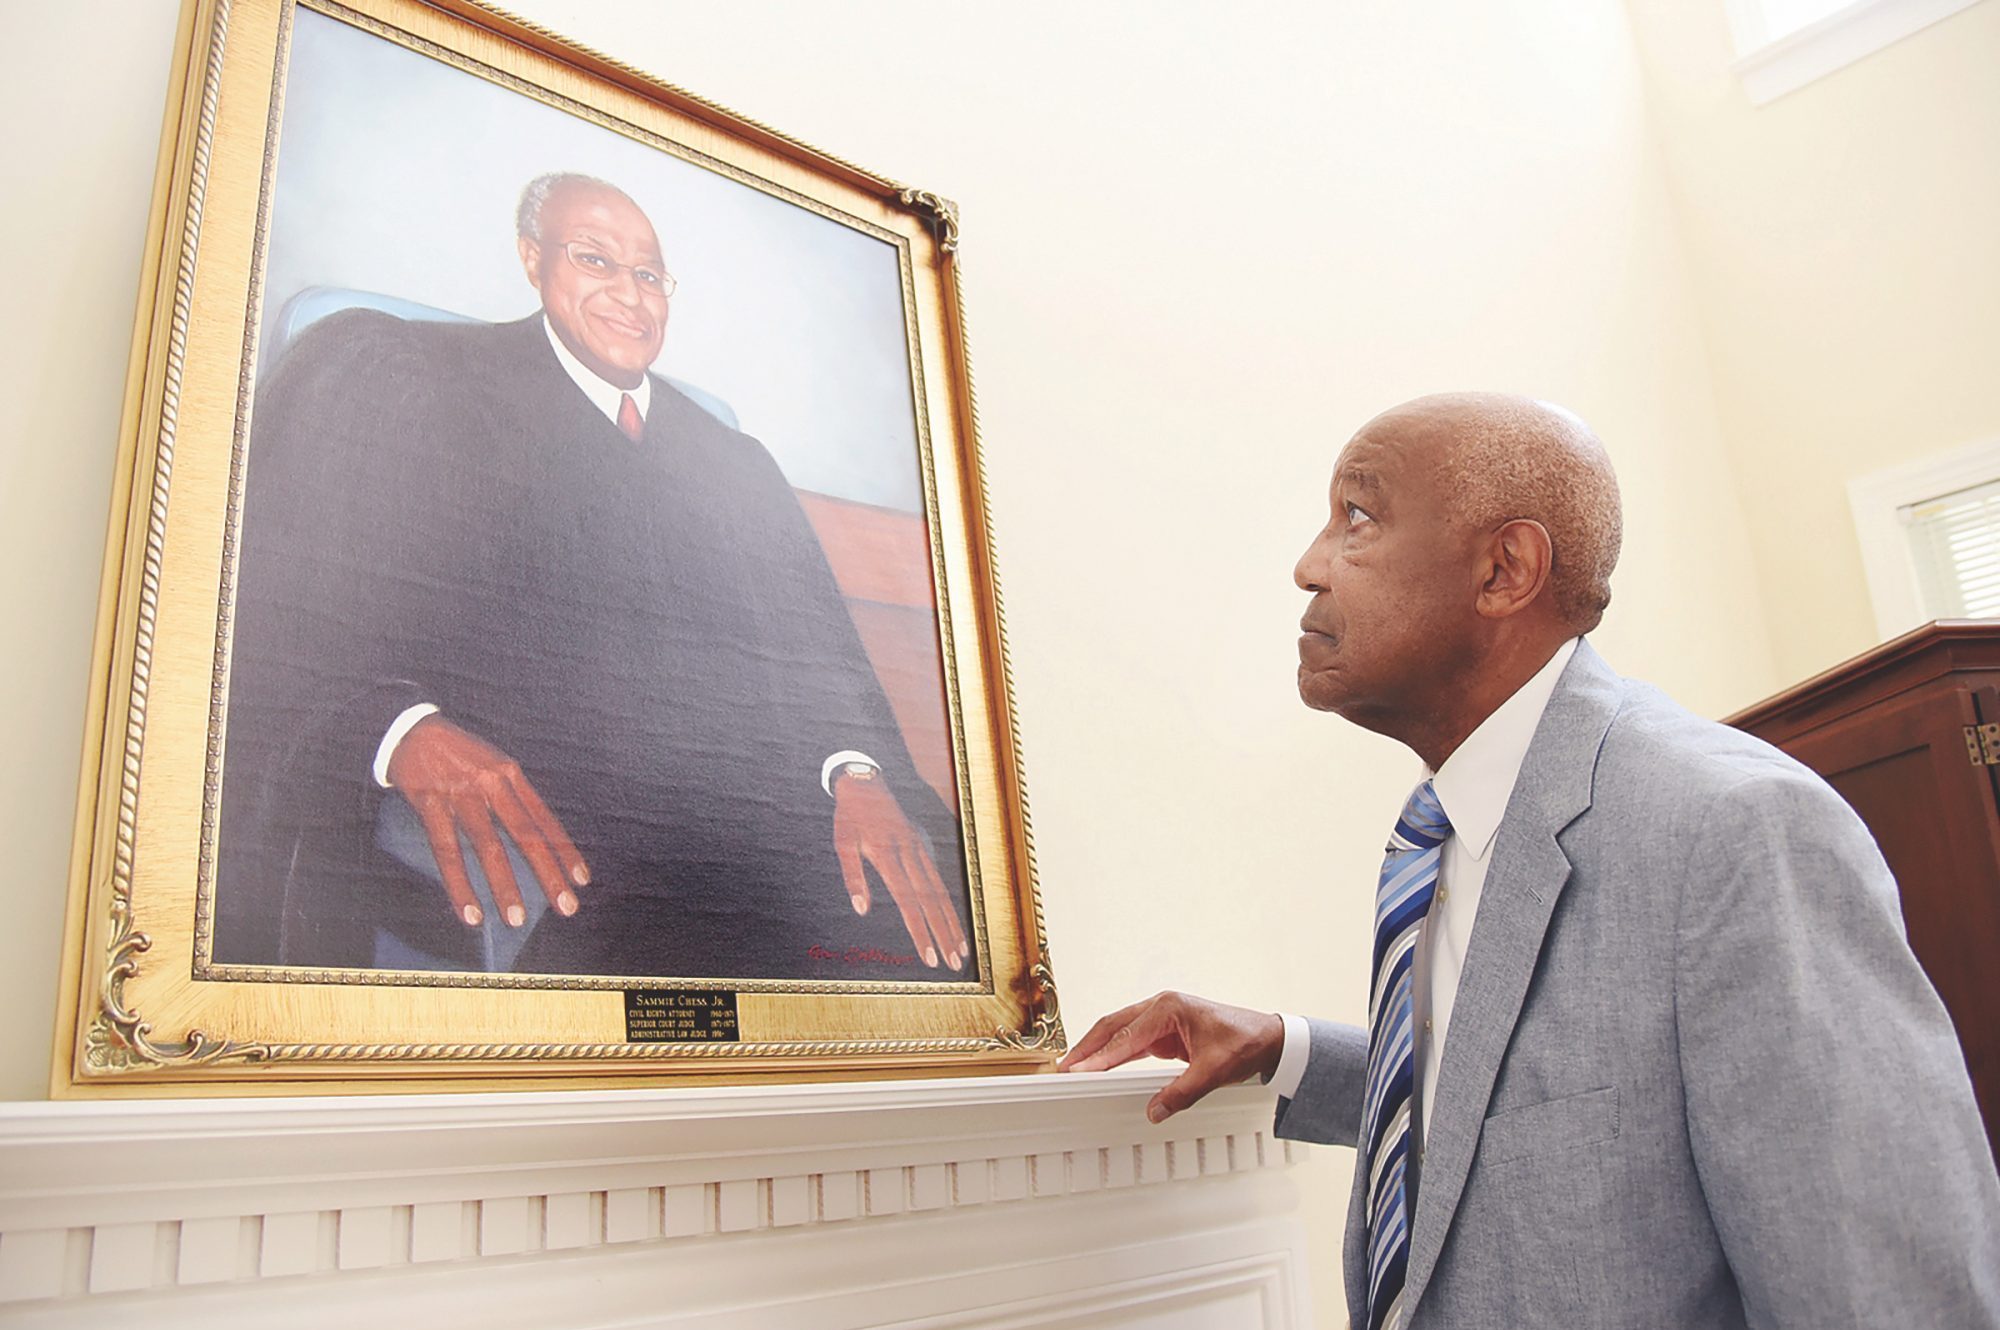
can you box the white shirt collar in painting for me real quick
[542,315,651,427]
[1427,636,1580,855]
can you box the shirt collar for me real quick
[542,316,651,426]
[1426,637,1581,860]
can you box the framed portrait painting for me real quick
[52,0,1061,1092]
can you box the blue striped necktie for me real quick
[1363,780,1453,1330]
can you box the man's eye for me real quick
[633,268,664,287]
[575,251,611,270]
[1346,503,1373,526]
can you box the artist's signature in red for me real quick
[807,944,916,966]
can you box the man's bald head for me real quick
[1367,392,1622,633]
[515,172,641,243]
[1294,391,1624,766]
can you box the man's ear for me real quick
[517,235,543,294]
[1475,518,1553,620]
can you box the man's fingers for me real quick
[413,797,482,927]
[506,766,588,888]
[1146,1062,1222,1124]
[1058,997,1158,1071]
[457,798,528,928]
[1063,1001,1177,1075]
[834,829,870,916]
[491,783,576,916]
[869,842,939,967]
[899,841,961,973]
[910,838,968,965]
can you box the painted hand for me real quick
[1058,992,1284,1124]
[832,773,968,971]
[384,714,590,928]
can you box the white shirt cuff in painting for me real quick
[820,750,881,796]
[373,708,874,799]
[373,702,442,789]
[1270,1012,1311,1099]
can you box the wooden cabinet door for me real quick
[1781,685,2000,1158]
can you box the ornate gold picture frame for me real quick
[53,0,1059,1094]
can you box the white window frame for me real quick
[1848,436,2000,640]
[1724,0,1988,105]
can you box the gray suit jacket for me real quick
[1276,641,2000,1328]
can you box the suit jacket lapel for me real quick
[1345,1132,1370,1321]
[1398,640,1623,1314]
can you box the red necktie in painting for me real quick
[617,392,644,442]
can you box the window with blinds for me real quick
[1901,477,2000,620]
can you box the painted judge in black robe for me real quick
[211,173,971,983]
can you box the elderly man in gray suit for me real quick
[1061,393,2000,1329]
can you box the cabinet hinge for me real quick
[1967,723,2000,766]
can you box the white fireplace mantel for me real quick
[0,1067,1314,1328]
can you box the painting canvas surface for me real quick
[209,8,973,988]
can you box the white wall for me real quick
[1625,0,2000,681]
[0,0,187,1090]
[1,3,1783,1325]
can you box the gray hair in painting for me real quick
[514,171,636,241]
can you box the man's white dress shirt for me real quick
[370,318,874,794]
[541,315,651,424]
[1272,637,1580,1139]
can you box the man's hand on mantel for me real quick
[1057,992,1285,1124]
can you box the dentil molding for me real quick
[0,1067,1315,1328]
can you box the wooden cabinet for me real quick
[1728,621,2000,1160]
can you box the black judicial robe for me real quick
[212,310,968,982]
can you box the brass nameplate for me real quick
[623,990,741,1043]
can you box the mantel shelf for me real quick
[0,1067,1316,1328]
[12,1064,1189,1138]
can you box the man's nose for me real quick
[606,268,644,304]
[1295,532,1330,592]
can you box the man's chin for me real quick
[1296,666,1345,713]
[582,327,661,373]
[591,351,659,383]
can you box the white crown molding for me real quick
[1732,0,1989,105]
[0,1069,1315,1328]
